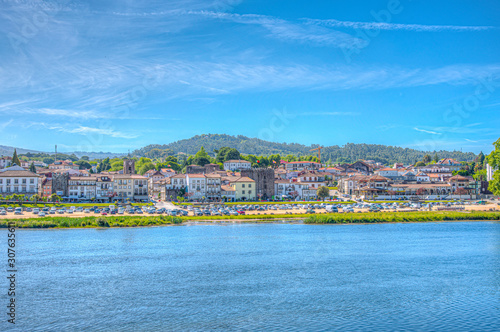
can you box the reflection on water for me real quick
[4,221,500,331]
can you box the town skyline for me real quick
[1,0,499,153]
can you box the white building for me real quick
[416,172,430,182]
[376,168,400,178]
[205,173,221,201]
[223,159,251,171]
[160,168,176,177]
[186,174,206,200]
[112,174,148,202]
[168,174,187,190]
[274,180,317,200]
[284,161,322,172]
[436,158,462,171]
[297,172,326,189]
[487,163,497,181]
[0,169,40,197]
[96,175,114,202]
[0,157,12,169]
[68,176,97,200]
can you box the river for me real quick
[2,221,499,331]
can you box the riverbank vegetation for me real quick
[304,211,500,224]
[0,215,182,228]
[2,211,499,229]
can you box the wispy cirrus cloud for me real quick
[0,119,14,130]
[298,111,360,116]
[189,11,366,48]
[305,18,495,32]
[61,126,139,139]
[26,122,139,139]
[414,127,442,135]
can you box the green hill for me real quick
[133,134,477,165]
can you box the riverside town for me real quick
[2,1,500,330]
[0,138,499,222]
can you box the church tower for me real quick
[123,159,136,175]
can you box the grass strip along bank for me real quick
[0,215,183,228]
[1,211,500,228]
[305,211,500,224]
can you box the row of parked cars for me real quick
[183,203,347,216]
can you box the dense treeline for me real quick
[134,134,477,164]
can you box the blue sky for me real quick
[0,0,499,154]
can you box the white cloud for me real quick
[299,111,359,116]
[28,122,139,139]
[0,119,14,130]
[414,127,441,135]
[58,126,139,139]
[189,11,366,48]
[305,18,495,32]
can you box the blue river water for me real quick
[1,221,499,331]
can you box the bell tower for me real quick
[123,159,135,175]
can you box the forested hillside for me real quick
[133,134,477,165]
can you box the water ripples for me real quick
[2,222,499,331]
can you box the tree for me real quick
[215,147,231,163]
[433,153,439,163]
[193,146,212,166]
[224,148,241,161]
[487,138,500,196]
[30,194,40,205]
[18,194,26,205]
[423,154,431,164]
[415,161,426,167]
[138,162,156,175]
[317,186,330,201]
[74,160,92,170]
[29,162,36,172]
[12,149,21,166]
[473,169,487,181]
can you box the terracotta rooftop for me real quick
[0,170,39,177]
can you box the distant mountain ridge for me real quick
[0,145,42,156]
[0,145,125,160]
[134,134,477,165]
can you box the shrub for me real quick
[97,217,110,227]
